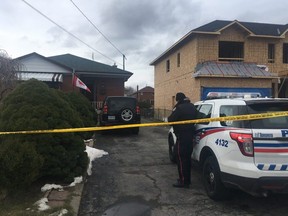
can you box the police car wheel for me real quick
[203,156,230,200]
[168,134,176,163]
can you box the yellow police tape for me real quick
[0,111,288,135]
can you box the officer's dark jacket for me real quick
[168,98,197,135]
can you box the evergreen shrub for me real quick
[56,91,97,139]
[0,79,89,190]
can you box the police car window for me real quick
[197,104,212,124]
[247,103,288,129]
[220,105,247,128]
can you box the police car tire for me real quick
[203,156,230,201]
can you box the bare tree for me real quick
[0,50,21,101]
[124,86,135,96]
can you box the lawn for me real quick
[0,181,74,216]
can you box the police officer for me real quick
[168,92,197,188]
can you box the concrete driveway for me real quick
[78,119,288,216]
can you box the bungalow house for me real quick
[150,20,288,119]
[16,52,133,108]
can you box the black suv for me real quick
[99,96,141,134]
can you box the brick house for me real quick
[16,52,133,108]
[150,20,288,118]
[131,86,154,107]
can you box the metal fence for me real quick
[153,108,172,121]
[140,108,173,121]
[91,101,103,110]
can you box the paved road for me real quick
[78,119,288,216]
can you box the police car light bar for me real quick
[206,92,262,99]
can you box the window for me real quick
[106,97,136,112]
[219,105,247,127]
[268,44,275,63]
[172,95,175,108]
[177,53,180,67]
[197,104,212,125]
[166,60,170,72]
[219,41,244,62]
[283,43,288,64]
[247,102,288,129]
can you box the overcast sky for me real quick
[1,0,288,90]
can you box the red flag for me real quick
[72,75,91,93]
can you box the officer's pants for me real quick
[175,131,194,185]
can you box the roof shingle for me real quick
[49,54,133,76]
[192,20,288,36]
[194,61,277,78]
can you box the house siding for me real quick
[199,77,271,88]
[95,78,124,102]
[197,34,219,62]
[61,77,125,108]
[154,38,198,110]
[19,55,70,74]
[62,74,75,92]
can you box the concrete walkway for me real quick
[42,176,84,215]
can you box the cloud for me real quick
[46,26,80,48]
[97,1,200,48]
[2,0,288,88]
[88,0,203,83]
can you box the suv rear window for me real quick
[105,97,136,112]
[247,102,288,129]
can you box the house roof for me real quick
[16,52,71,71]
[150,20,288,65]
[194,61,277,78]
[193,20,288,37]
[49,54,133,79]
[16,52,133,80]
[137,86,154,93]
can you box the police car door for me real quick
[192,102,213,161]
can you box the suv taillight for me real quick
[103,105,108,114]
[136,105,140,114]
[230,132,254,157]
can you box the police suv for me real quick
[168,97,288,200]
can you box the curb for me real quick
[45,172,85,216]
[70,181,84,216]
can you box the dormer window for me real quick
[218,41,244,62]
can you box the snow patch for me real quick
[35,145,108,212]
[41,184,63,192]
[68,176,83,187]
[85,146,108,175]
[35,198,50,211]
